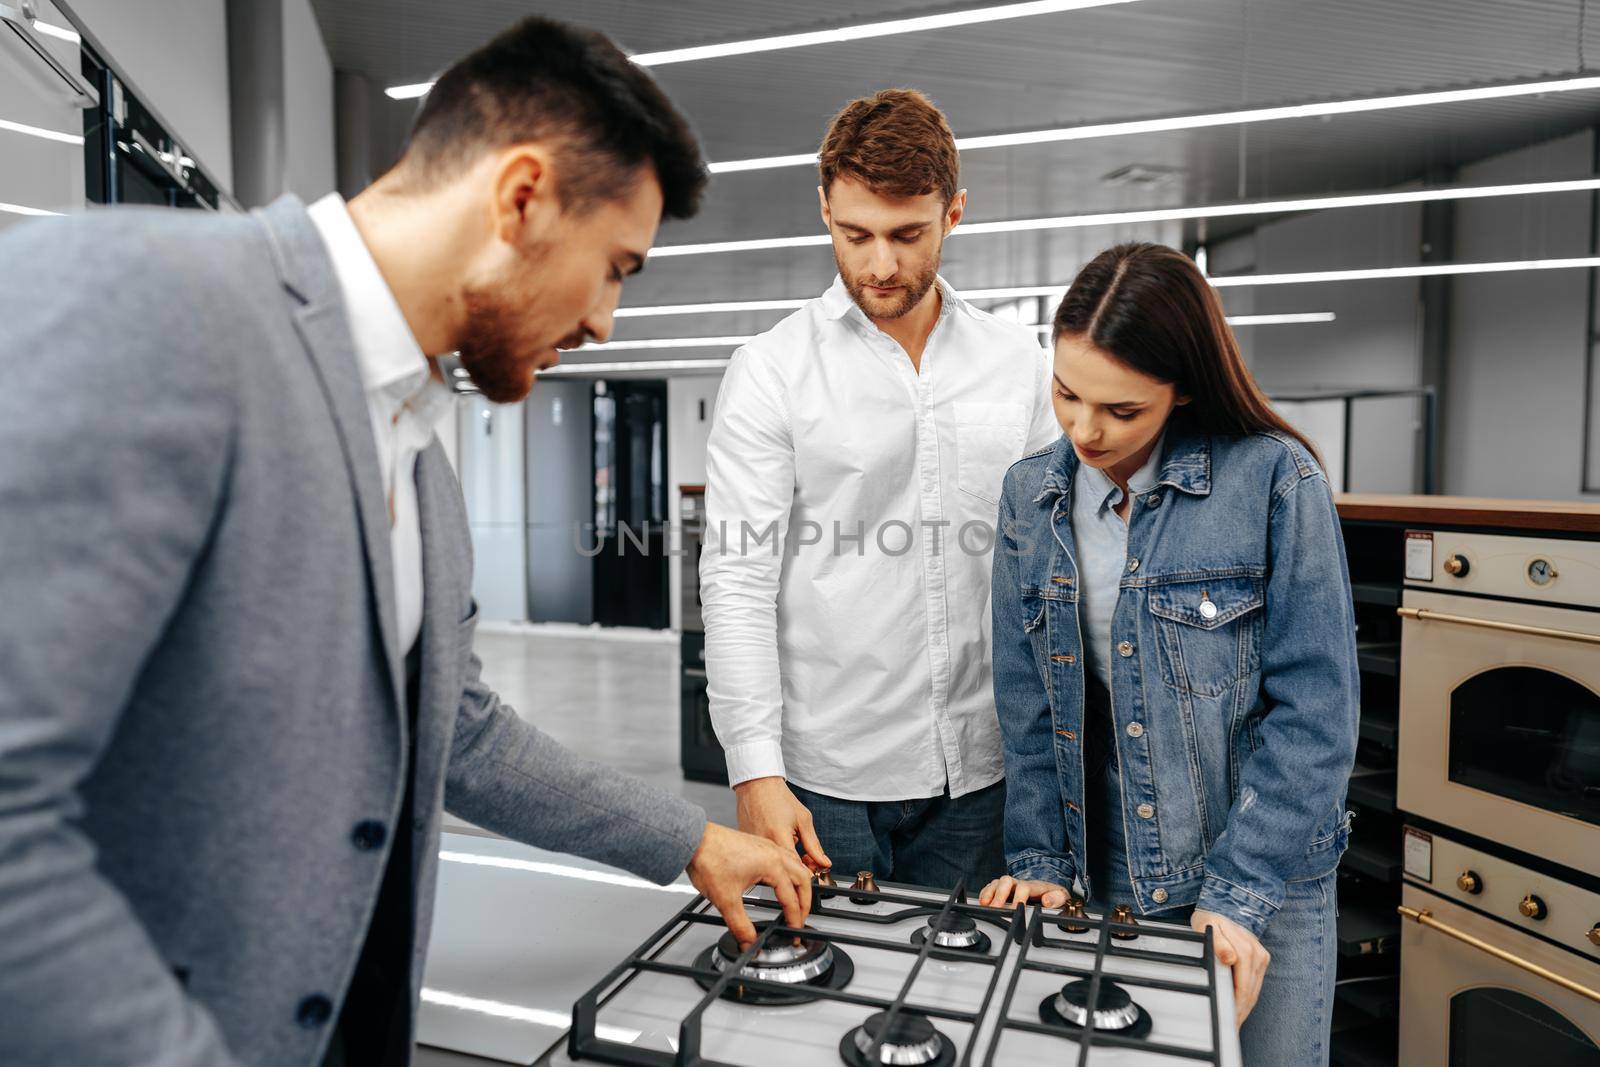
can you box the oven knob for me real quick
[1519,895,1548,921]
[1443,554,1470,577]
[1456,870,1483,895]
[1588,924,1600,949]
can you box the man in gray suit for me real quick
[0,17,811,1066]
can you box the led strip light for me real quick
[649,178,1600,258]
[710,73,1600,173]
[386,0,1143,97]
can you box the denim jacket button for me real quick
[1126,557,1140,573]
[1152,888,1169,903]
[1117,641,1134,657]
[1126,721,1144,738]
[1136,803,1155,819]
[1146,494,1161,508]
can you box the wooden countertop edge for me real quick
[1335,493,1600,533]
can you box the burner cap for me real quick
[1053,979,1140,1031]
[926,913,980,949]
[713,925,835,985]
[840,1011,954,1067]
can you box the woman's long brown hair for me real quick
[1052,242,1321,462]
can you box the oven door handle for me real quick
[1396,607,1600,648]
[1398,905,1600,1005]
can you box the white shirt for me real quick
[307,193,454,656]
[701,276,1060,801]
[1072,435,1165,692]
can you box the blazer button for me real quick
[1117,641,1135,657]
[1152,888,1169,903]
[296,994,334,1029]
[351,820,388,851]
[1126,722,1144,738]
[1136,803,1155,819]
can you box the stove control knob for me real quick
[1588,924,1600,949]
[1443,554,1470,578]
[1520,894,1548,921]
[1457,870,1483,895]
[1110,904,1140,940]
[814,869,835,887]
[1057,896,1090,934]
[851,871,878,893]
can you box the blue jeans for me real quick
[1086,751,1337,1067]
[788,780,1007,892]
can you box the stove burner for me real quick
[839,1010,956,1067]
[1039,979,1153,1040]
[693,923,855,1005]
[909,911,992,954]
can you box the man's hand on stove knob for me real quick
[1190,909,1269,1026]
[686,821,815,950]
[978,876,1070,909]
[732,776,832,872]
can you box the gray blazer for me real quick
[0,197,707,1065]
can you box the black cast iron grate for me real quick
[562,880,1224,1067]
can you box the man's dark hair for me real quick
[397,17,707,220]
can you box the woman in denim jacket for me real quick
[979,243,1359,1065]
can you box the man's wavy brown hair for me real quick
[817,88,959,204]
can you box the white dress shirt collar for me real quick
[306,193,436,404]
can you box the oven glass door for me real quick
[1399,590,1600,876]
[1449,987,1598,1065]
[1400,886,1600,1065]
[1449,666,1600,827]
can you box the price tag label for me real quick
[1403,827,1433,882]
[1405,530,1434,582]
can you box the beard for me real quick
[837,245,941,321]
[456,239,588,405]
[456,286,539,404]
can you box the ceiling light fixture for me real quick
[615,257,1600,320]
[630,0,1140,66]
[708,72,1600,173]
[386,0,1142,97]
[0,116,84,145]
[0,200,61,217]
[615,298,810,319]
[570,312,1337,359]
[649,177,1600,257]
[540,358,735,375]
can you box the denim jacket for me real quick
[991,427,1359,938]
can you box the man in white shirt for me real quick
[701,89,1059,892]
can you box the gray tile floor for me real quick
[444,624,736,840]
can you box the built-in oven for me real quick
[1397,531,1600,879]
[1399,827,1600,1064]
[678,486,726,784]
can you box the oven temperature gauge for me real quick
[1527,558,1558,586]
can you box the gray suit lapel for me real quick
[256,195,406,713]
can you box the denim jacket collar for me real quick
[1032,427,1213,506]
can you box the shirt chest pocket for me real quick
[1147,576,1265,697]
[954,401,1027,506]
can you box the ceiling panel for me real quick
[308,0,1600,370]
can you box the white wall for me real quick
[1214,197,1429,493]
[67,0,233,193]
[1445,130,1598,501]
[282,0,335,203]
[667,376,722,632]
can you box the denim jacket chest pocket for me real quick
[1146,574,1265,697]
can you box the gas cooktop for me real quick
[532,875,1241,1066]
